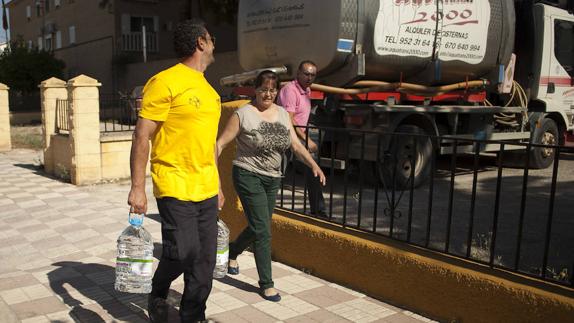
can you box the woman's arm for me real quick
[289,124,326,185]
[216,113,241,158]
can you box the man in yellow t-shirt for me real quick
[128,19,223,323]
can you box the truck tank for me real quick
[238,0,516,86]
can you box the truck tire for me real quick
[530,118,558,169]
[379,125,433,190]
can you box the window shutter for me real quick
[121,14,130,34]
[69,26,76,44]
[56,31,62,49]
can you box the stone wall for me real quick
[41,75,139,184]
[0,83,10,151]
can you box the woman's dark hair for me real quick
[254,70,280,90]
[173,19,208,58]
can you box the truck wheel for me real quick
[379,125,433,190]
[530,118,558,169]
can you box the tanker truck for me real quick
[221,0,574,188]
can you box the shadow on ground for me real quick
[47,242,181,322]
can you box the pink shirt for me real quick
[277,80,311,127]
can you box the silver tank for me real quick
[238,0,515,86]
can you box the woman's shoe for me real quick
[260,289,281,302]
[227,265,239,275]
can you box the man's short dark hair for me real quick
[298,60,317,71]
[173,19,208,58]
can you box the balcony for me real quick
[120,32,158,52]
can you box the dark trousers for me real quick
[301,158,325,214]
[152,196,218,322]
[229,166,280,290]
[288,149,325,214]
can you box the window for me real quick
[55,31,62,49]
[554,20,574,77]
[37,37,43,50]
[27,40,33,49]
[55,0,61,8]
[44,35,52,51]
[36,2,42,17]
[130,16,155,32]
[69,25,76,44]
[45,0,50,13]
[26,6,31,20]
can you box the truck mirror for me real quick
[547,82,556,93]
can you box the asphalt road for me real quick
[278,151,574,285]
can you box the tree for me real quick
[0,39,65,94]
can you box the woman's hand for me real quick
[312,164,326,186]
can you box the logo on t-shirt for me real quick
[189,96,200,109]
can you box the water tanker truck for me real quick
[222,0,574,187]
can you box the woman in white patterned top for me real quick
[216,70,326,302]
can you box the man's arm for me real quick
[280,86,318,153]
[215,113,241,211]
[215,144,225,211]
[288,111,318,153]
[127,118,159,214]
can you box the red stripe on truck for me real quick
[540,76,573,86]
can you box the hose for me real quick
[309,79,488,97]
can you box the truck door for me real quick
[548,16,574,108]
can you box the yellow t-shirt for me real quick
[140,63,221,201]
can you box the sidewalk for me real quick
[0,149,436,323]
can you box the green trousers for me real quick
[230,166,281,290]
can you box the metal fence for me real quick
[121,32,159,52]
[278,126,574,287]
[55,99,70,134]
[99,94,138,133]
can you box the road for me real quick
[277,151,574,285]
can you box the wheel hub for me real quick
[541,131,556,158]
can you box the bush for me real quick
[0,39,65,94]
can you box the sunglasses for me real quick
[203,35,216,45]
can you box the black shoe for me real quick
[312,210,328,218]
[181,316,219,323]
[260,291,281,302]
[148,295,168,323]
[227,262,239,275]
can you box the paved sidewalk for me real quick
[0,149,436,323]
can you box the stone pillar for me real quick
[39,77,67,174]
[0,83,11,151]
[67,75,102,185]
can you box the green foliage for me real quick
[0,39,65,94]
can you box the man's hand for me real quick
[307,139,318,153]
[218,188,225,211]
[128,188,147,214]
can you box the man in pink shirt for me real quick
[278,61,327,218]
